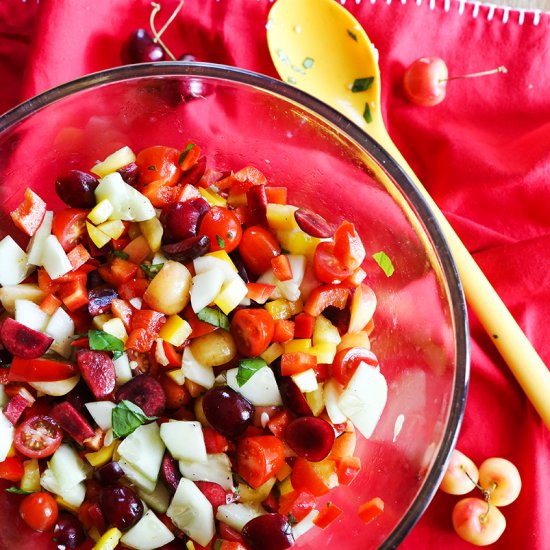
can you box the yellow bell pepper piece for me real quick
[101,317,128,342]
[86,221,111,248]
[20,459,40,493]
[276,229,320,259]
[92,527,122,550]
[266,204,299,230]
[260,342,284,365]
[305,383,325,416]
[55,495,80,514]
[313,315,341,346]
[309,342,337,364]
[97,220,126,240]
[165,368,185,385]
[276,461,292,481]
[91,146,136,178]
[278,475,294,495]
[284,339,312,354]
[85,440,119,468]
[159,315,192,347]
[88,199,114,225]
[265,299,293,320]
[199,187,227,207]
[139,217,164,252]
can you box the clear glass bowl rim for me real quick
[0,61,470,549]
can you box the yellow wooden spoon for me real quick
[267,0,550,429]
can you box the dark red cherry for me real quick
[285,416,335,462]
[242,513,295,550]
[55,170,99,208]
[122,29,166,64]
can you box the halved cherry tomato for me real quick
[14,415,63,459]
[199,206,242,253]
[135,145,182,187]
[0,456,24,482]
[333,221,366,270]
[19,492,58,532]
[230,308,275,357]
[331,347,379,386]
[238,226,280,274]
[10,188,46,237]
[202,426,229,454]
[236,435,285,489]
[313,241,354,283]
[9,357,78,383]
[52,208,88,252]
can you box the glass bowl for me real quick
[0,63,469,550]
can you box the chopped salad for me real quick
[0,143,387,550]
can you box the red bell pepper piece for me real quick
[265,186,287,205]
[67,243,91,271]
[271,319,295,343]
[57,278,89,312]
[333,221,366,270]
[293,312,315,339]
[271,254,293,282]
[9,188,46,237]
[358,497,385,524]
[280,352,317,376]
[0,457,24,482]
[245,283,276,305]
[182,305,217,339]
[337,455,362,485]
[98,256,139,286]
[303,284,350,317]
[313,502,343,529]
[278,489,317,522]
[8,356,78,382]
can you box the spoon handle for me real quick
[385,139,550,428]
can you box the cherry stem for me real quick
[149,1,185,61]
[480,498,491,524]
[440,66,508,83]
[462,467,484,492]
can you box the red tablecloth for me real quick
[1,0,549,548]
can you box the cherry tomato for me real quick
[333,221,365,271]
[19,492,58,532]
[236,435,285,488]
[51,208,88,252]
[238,226,280,274]
[13,415,63,459]
[313,241,354,283]
[199,206,243,253]
[135,145,182,186]
[230,308,275,357]
[331,347,379,386]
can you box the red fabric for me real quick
[1,0,549,548]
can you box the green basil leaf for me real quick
[236,358,267,387]
[178,143,196,167]
[213,540,223,550]
[113,350,124,361]
[112,250,129,260]
[372,251,395,277]
[363,103,373,124]
[140,263,164,279]
[111,400,157,439]
[352,77,374,93]
[88,330,124,353]
[197,307,230,331]
[216,235,225,249]
[287,513,297,526]
[5,486,33,494]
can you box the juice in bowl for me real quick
[0,63,468,550]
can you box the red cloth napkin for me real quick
[1,0,550,548]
